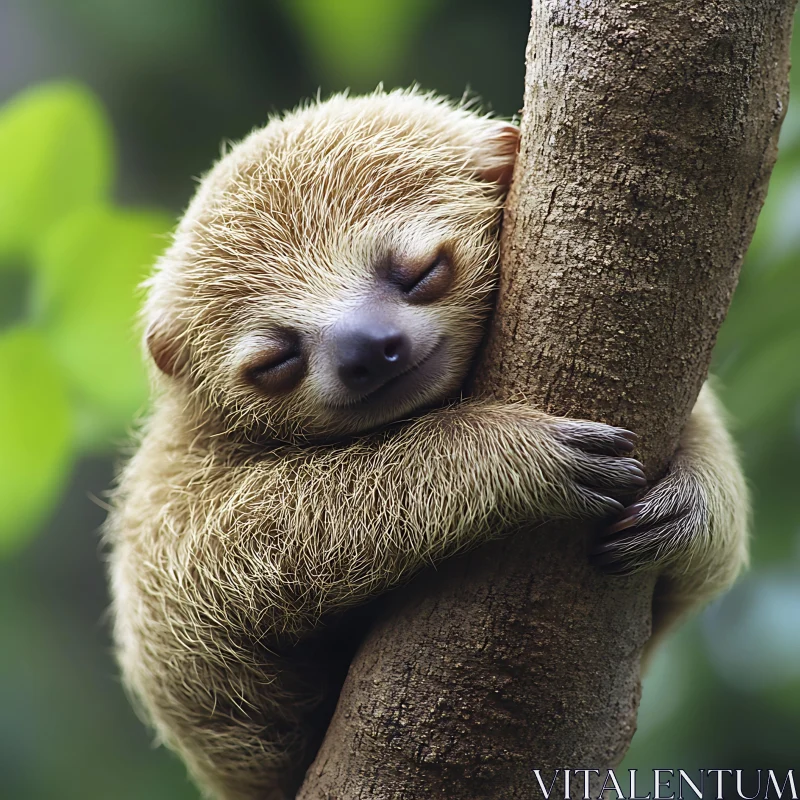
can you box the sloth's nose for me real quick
[334,316,412,394]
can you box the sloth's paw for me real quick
[590,464,709,575]
[545,419,647,519]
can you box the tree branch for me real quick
[298,1,794,797]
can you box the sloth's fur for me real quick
[106,88,749,800]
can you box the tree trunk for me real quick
[298,1,794,797]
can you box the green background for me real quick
[0,2,797,797]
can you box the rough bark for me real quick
[298,1,794,798]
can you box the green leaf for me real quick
[0,82,113,262]
[0,328,73,553]
[281,0,439,81]
[32,206,173,446]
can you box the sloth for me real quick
[106,88,749,800]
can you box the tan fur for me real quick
[106,88,749,800]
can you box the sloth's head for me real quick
[144,89,518,441]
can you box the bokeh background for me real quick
[1,2,798,798]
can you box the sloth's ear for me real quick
[145,314,188,377]
[470,122,520,187]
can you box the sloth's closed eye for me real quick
[243,337,305,394]
[391,251,453,304]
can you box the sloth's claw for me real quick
[552,420,639,457]
[605,502,647,534]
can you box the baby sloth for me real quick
[107,89,749,800]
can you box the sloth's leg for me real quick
[124,633,341,800]
[114,546,371,800]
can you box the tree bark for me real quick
[298,1,794,798]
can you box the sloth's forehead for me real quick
[198,106,481,244]
[170,96,498,310]
[184,172,467,292]
[214,156,461,241]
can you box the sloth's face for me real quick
[144,91,518,441]
[218,219,498,439]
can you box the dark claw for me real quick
[612,433,637,453]
[626,465,648,486]
[589,545,614,560]
[608,498,626,513]
[598,497,626,515]
[589,553,615,567]
[606,502,647,534]
[590,527,640,557]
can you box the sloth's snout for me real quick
[333,313,412,394]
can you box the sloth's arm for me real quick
[202,401,644,633]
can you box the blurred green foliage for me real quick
[0,82,171,552]
[0,328,71,551]
[0,2,797,798]
[281,0,441,81]
[0,83,112,259]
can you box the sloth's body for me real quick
[107,90,749,800]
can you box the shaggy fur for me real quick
[106,88,749,800]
